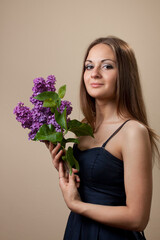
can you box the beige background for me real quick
[1,0,160,239]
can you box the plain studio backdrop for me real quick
[0,0,160,239]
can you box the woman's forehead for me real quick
[86,44,115,62]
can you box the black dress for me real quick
[63,119,146,240]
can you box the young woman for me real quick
[46,36,160,239]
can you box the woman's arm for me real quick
[59,122,152,231]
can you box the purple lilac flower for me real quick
[47,115,61,132]
[14,75,72,140]
[46,75,56,92]
[30,75,56,106]
[32,77,47,94]
[28,126,42,140]
[30,77,46,106]
[30,93,43,107]
[31,107,51,123]
[13,102,33,129]
[27,107,53,140]
[28,122,44,140]
[59,100,72,115]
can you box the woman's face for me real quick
[84,43,118,101]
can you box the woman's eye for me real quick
[85,64,94,70]
[102,64,113,70]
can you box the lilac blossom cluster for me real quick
[13,75,72,140]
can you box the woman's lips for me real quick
[91,83,103,88]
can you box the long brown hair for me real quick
[80,36,160,163]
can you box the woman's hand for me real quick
[45,141,64,171]
[44,141,81,185]
[59,162,81,211]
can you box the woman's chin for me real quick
[88,92,116,101]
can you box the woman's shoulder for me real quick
[122,119,150,145]
[124,119,148,134]
[121,119,152,166]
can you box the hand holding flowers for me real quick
[46,141,81,185]
[59,161,81,211]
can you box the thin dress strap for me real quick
[102,119,131,148]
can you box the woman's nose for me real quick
[91,66,101,78]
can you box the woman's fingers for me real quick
[75,173,80,188]
[68,172,79,189]
[72,168,80,187]
[48,143,63,170]
[59,162,65,178]
[72,168,78,173]
[75,175,80,183]
[51,143,61,156]
[59,162,68,188]
[54,148,64,161]
[52,150,64,170]
[49,142,55,152]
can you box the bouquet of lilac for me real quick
[13,75,93,173]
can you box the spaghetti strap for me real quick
[102,119,131,148]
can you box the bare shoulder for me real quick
[123,119,150,141]
[121,119,151,162]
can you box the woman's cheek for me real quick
[83,75,89,88]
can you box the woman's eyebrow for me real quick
[101,59,116,63]
[85,59,116,63]
[85,60,92,63]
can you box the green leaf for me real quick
[55,107,68,130]
[74,158,80,172]
[48,124,55,131]
[58,85,66,99]
[34,91,59,101]
[65,138,79,144]
[68,119,81,128]
[66,147,79,174]
[57,98,62,108]
[68,119,94,137]
[62,155,66,161]
[60,138,67,149]
[50,107,55,113]
[42,99,57,108]
[34,124,63,143]
[34,91,62,110]
[34,124,54,141]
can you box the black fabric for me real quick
[63,119,146,240]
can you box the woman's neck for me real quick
[94,99,125,131]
